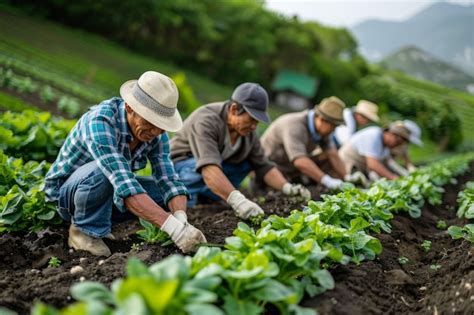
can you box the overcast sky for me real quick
[265,0,474,28]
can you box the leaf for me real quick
[312,269,335,290]
[126,257,150,277]
[252,279,297,303]
[222,295,262,315]
[37,211,56,220]
[185,303,224,315]
[70,282,114,304]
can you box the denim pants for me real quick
[57,161,166,238]
[174,158,251,207]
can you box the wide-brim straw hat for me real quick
[120,71,182,132]
[354,100,380,123]
[314,96,346,125]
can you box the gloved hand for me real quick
[227,190,264,219]
[173,210,188,223]
[407,164,417,173]
[282,183,311,201]
[321,174,344,189]
[344,171,369,187]
[161,215,206,253]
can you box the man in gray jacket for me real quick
[171,83,310,220]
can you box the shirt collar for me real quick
[307,110,321,143]
[119,98,133,143]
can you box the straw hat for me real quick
[120,71,182,132]
[354,100,380,123]
[314,96,346,125]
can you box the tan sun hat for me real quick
[120,71,182,132]
[354,100,380,123]
[314,96,346,125]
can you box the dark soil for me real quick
[0,167,473,315]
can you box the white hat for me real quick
[403,120,423,146]
[354,100,380,123]
[120,71,182,132]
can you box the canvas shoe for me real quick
[68,224,111,257]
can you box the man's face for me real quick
[354,113,370,126]
[315,116,337,136]
[384,132,407,148]
[126,104,164,142]
[228,104,259,136]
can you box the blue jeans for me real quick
[57,161,166,238]
[174,158,251,207]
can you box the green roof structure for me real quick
[272,70,319,99]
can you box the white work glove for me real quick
[161,215,206,253]
[282,183,311,201]
[344,171,369,187]
[320,174,344,189]
[227,190,264,219]
[173,210,188,223]
[368,171,381,182]
[407,164,417,173]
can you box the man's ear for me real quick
[125,103,134,114]
[229,102,238,115]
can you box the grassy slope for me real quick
[0,7,232,103]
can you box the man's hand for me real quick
[227,190,264,219]
[282,183,311,201]
[173,210,188,223]
[344,171,369,187]
[321,174,344,189]
[161,215,206,253]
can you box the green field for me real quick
[0,7,232,104]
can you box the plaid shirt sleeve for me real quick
[82,113,146,212]
[149,132,189,204]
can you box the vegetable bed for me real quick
[0,164,473,315]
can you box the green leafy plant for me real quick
[398,256,409,265]
[436,220,447,230]
[429,264,441,271]
[57,96,81,117]
[48,256,61,268]
[447,224,474,243]
[248,213,264,226]
[136,218,172,245]
[40,85,56,103]
[421,240,432,252]
[456,181,474,219]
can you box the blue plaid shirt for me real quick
[44,97,188,211]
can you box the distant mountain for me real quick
[380,46,474,94]
[351,2,474,74]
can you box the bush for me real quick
[40,85,56,103]
[57,96,81,117]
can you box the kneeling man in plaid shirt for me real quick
[44,71,206,256]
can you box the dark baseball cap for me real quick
[231,82,271,123]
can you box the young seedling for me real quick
[421,240,432,252]
[136,218,173,245]
[249,214,264,226]
[436,220,447,230]
[398,256,409,265]
[48,256,61,268]
[430,264,441,271]
[131,243,141,251]
[256,196,266,205]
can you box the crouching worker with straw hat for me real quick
[44,71,206,256]
[170,83,311,220]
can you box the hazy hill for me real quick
[352,2,474,74]
[380,46,474,94]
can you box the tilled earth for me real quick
[0,169,473,315]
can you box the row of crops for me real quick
[1,109,473,314]
[26,153,473,314]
